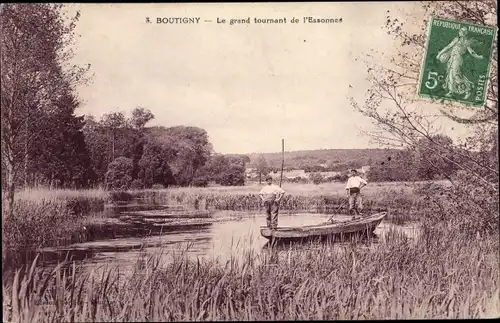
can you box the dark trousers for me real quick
[264,201,279,229]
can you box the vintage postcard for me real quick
[1,2,498,321]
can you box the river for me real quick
[19,202,419,274]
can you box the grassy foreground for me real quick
[2,228,499,321]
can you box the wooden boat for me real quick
[260,212,387,242]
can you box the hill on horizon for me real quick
[229,148,401,171]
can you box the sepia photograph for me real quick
[1,1,498,321]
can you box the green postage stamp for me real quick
[418,17,497,107]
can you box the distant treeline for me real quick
[243,149,397,171]
[241,134,489,184]
[2,106,252,190]
[2,96,480,190]
[0,4,254,199]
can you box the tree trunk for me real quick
[4,160,16,218]
[259,172,262,184]
[112,131,115,161]
[24,118,29,188]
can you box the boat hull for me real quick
[260,212,387,242]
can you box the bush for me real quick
[287,176,309,184]
[218,166,245,186]
[130,179,143,190]
[105,157,134,190]
[2,199,87,266]
[309,172,324,185]
[109,190,134,203]
[417,173,499,238]
[191,176,210,187]
[333,174,348,182]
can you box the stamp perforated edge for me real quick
[415,16,498,111]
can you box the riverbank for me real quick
[118,181,425,221]
[0,182,434,268]
[2,227,498,321]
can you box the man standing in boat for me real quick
[259,175,285,229]
[345,169,367,218]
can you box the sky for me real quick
[67,3,472,154]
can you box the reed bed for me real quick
[13,183,422,221]
[124,185,423,222]
[3,228,498,322]
[16,187,109,201]
[16,188,108,215]
[2,199,105,267]
[3,188,108,265]
[2,183,424,268]
[139,181,418,196]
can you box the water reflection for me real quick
[9,203,420,274]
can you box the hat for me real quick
[350,169,358,173]
[265,175,273,180]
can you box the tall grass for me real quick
[3,188,109,267]
[13,183,423,220]
[0,182,440,269]
[1,200,101,267]
[120,185,423,222]
[15,188,109,214]
[16,187,109,201]
[2,228,498,322]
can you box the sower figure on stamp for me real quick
[345,169,367,219]
[436,26,484,100]
[259,175,285,229]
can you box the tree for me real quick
[100,111,126,161]
[368,150,417,182]
[105,157,134,190]
[255,154,269,184]
[29,93,94,188]
[195,154,226,183]
[349,1,498,236]
[82,115,109,185]
[309,172,325,185]
[226,155,251,168]
[154,126,212,186]
[415,135,457,180]
[194,154,247,186]
[138,139,175,188]
[219,164,245,186]
[130,106,154,130]
[349,1,498,189]
[1,4,90,216]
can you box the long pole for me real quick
[279,139,284,187]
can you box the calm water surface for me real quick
[34,203,419,274]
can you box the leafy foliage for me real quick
[0,4,91,216]
[245,149,396,170]
[195,154,248,186]
[137,138,175,188]
[350,0,498,235]
[309,172,325,185]
[255,154,269,184]
[105,157,134,190]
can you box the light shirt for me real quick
[259,184,285,202]
[345,176,368,189]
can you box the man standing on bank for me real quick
[345,169,368,219]
[259,175,285,229]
